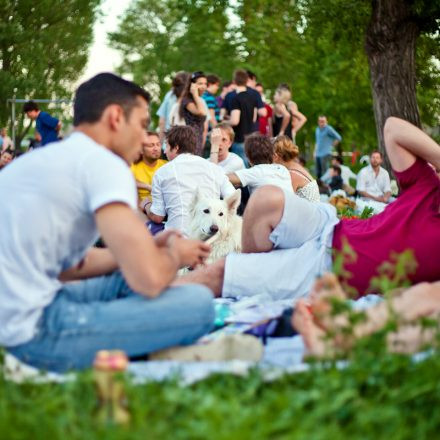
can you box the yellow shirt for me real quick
[130,159,167,201]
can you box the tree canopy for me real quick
[110,0,440,159]
[0,0,102,146]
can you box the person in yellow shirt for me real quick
[131,131,167,207]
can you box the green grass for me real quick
[2,346,440,440]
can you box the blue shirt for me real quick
[36,111,59,146]
[315,124,342,157]
[202,91,220,122]
[156,90,177,130]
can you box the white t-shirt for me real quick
[0,132,137,346]
[356,165,391,197]
[151,154,235,235]
[235,163,294,194]
[217,152,245,174]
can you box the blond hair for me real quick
[216,122,235,142]
[274,86,291,105]
[273,135,299,162]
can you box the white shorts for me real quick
[223,190,340,300]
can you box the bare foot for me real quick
[173,258,225,297]
[292,300,329,358]
[309,273,347,303]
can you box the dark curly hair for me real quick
[244,133,274,165]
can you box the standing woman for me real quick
[179,71,208,156]
[273,135,320,202]
[272,84,307,142]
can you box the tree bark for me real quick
[365,0,421,173]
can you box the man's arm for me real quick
[58,247,118,282]
[158,117,166,145]
[230,109,241,126]
[95,203,210,297]
[328,126,342,145]
[227,173,243,188]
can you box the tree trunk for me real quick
[365,0,421,173]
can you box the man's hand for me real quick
[210,127,222,148]
[154,229,182,247]
[168,235,211,268]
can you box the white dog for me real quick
[187,189,242,264]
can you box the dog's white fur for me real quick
[187,189,242,264]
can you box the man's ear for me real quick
[106,104,125,131]
[226,189,241,214]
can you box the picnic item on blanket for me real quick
[93,350,130,425]
[329,194,356,211]
[149,334,264,362]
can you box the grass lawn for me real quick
[2,344,440,440]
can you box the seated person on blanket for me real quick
[177,117,440,300]
[292,273,440,358]
[143,125,235,236]
[0,73,215,373]
[227,132,294,195]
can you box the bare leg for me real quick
[384,117,440,172]
[173,259,225,297]
[241,186,285,253]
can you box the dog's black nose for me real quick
[210,225,219,234]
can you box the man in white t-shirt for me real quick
[143,125,235,236]
[356,150,392,213]
[227,132,293,194]
[1,73,214,372]
[209,123,245,174]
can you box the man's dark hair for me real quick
[245,133,274,165]
[207,74,220,86]
[334,155,343,165]
[73,73,151,126]
[256,82,263,88]
[246,70,257,81]
[166,126,197,154]
[233,69,248,86]
[331,165,342,175]
[23,101,39,113]
[222,80,232,89]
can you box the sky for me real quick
[77,0,131,85]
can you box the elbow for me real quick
[128,271,166,298]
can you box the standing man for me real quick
[23,101,61,146]
[228,70,262,165]
[356,150,392,211]
[315,115,342,178]
[131,131,167,207]
[1,73,214,372]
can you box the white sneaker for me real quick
[149,334,264,362]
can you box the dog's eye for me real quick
[203,209,210,214]
[219,212,224,216]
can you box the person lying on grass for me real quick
[292,273,440,357]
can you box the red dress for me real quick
[332,158,440,296]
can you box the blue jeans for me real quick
[231,142,249,167]
[8,272,214,372]
[315,154,332,179]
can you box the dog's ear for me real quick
[226,189,241,214]
[190,187,204,214]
